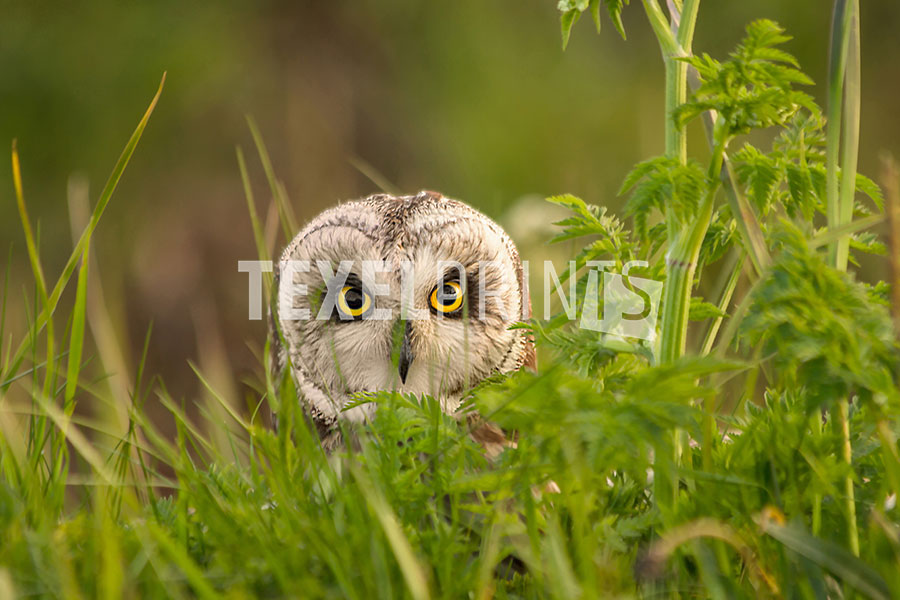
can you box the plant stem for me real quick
[684,55,771,279]
[699,254,742,357]
[836,399,860,556]
[825,0,856,270]
[826,0,861,556]
[659,135,725,364]
[811,414,823,536]
[825,0,860,556]
[642,0,703,515]
[701,246,739,469]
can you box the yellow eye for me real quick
[430,280,463,314]
[337,286,371,318]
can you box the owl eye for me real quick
[429,280,463,314]
[337,285,372,319]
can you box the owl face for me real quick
[272,191,532,429]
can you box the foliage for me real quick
[674,20,816,136]
[557,0,629,48]
[1,3,899,600]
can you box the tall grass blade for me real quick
[1,73,165,391]
[11,142,56,402]
[352,466,432,600]
[141,519,222,600]
[837,0,861,271]
[825,0,854,269]
[10,142,49,303]
[809,213,883,249]
[67,174,134,428]
[760,518,890,600]
[0,248,11,374]
[348,155,402,195]
[825,0,862,558]
[882,155,900,330]
[237,146,271,264]
[64,239,89,411]
[246,116,298,241]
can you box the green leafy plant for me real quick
[1,1,899,598]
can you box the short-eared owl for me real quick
[270,191,534,450]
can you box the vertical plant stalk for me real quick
[642,0,701,514]
[836,400,860,556]
[1,74,165,395]
[825,0,861,556]
[811,414,823,536]
[643,0,703,365]
[882,156,900,332]
[661,132,725,362]
[826,0,859,270]
[12,143,57,491]
[689,72,772,278]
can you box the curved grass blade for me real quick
[351,465,432,600]
[63,238,90,412]
[809,213,883,249]
[246,116,298,242]
[760,517,890,600]
[1,73,165,391]
[11,141,56,402]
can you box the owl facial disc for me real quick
[270,191,535,436]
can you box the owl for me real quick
[270,190,534,451]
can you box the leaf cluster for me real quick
[620,156,708,237]
[675,20,816,137]
[557,0,628,49]
[740,224,900,407]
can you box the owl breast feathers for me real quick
[269,190,534,448]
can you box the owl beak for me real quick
[398,321,414,384]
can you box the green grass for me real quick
[2,3,900,598]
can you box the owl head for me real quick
[270,191,533,440]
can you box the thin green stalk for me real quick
[665,60,688,163]
[876,419,900,497]
[669,0,699,163]
[675,0,699,50]
[811,413,823,536]
[642,0,703,516]
[661,137,724,490]
[836,399,859,556]
[63,239,90,412]
[700,254,742,357]
[825,0,861,557]
[11,144,56,408]
[642,0,680,58]
[837,5,860,272]
[1,74,165,394]
[646,0,707,365]
[660,133,726,364]
[689,77,771,277]
[825,0,855,269]
[246,116,299,241]
[700,252,741,471]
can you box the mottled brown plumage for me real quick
[270,191,533,452]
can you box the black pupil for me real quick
[438,284,457,306]
[344,288,363,310]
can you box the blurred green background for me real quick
[1,1,898,409]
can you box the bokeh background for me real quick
[2,1,898,424]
